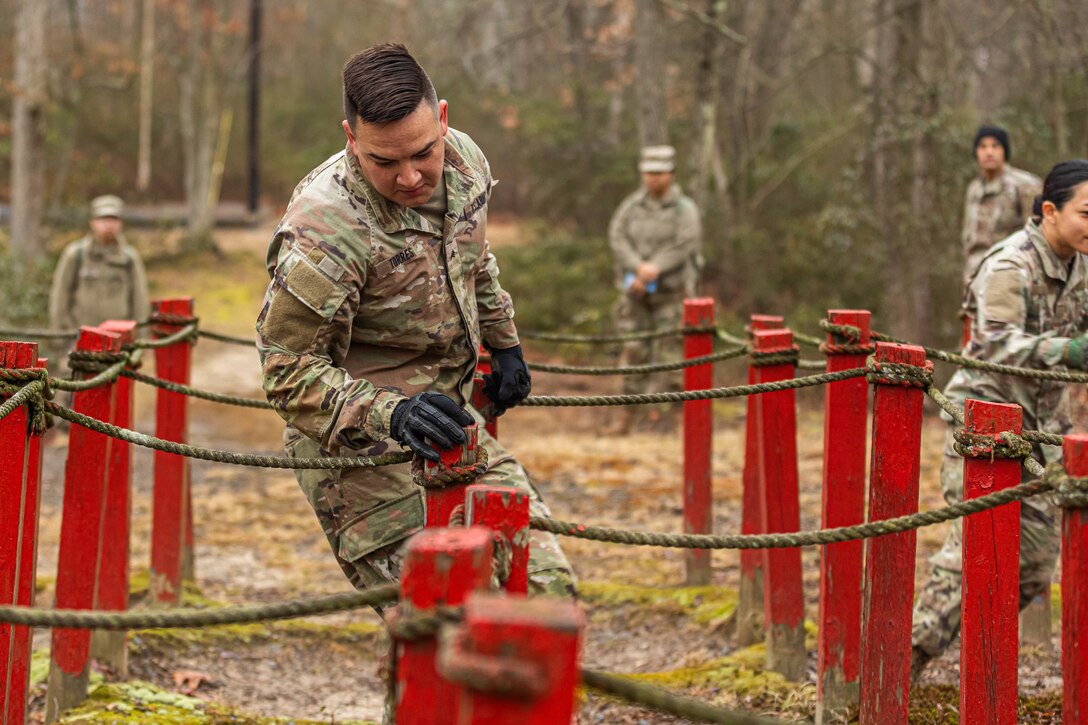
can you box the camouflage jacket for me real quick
[608,184,702,296]
[960,165,1041,283]
[945,220,1088,444]
[48,234,150,331]
[256,128,517,458]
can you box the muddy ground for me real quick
[21,222,1067,724]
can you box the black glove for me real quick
[482,344,532,415]
[390,392,475,461]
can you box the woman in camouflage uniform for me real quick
[912,160,1088,679]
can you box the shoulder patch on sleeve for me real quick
[980,266,1027,325]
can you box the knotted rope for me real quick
[0,367,53,435]
[748,346,800,368]
[953,429,1034,461]
[412,447,490,489]
[865,355,934,388]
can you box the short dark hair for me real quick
[342,44,437,127]
[1032,159,1088,218]
[973,124,1011,161]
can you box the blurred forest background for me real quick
[2,0,1088,347]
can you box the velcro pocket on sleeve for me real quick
[283,248,349,318]
[981,267,1027,325]
[337,491,424,562]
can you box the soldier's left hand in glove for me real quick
[482,344,532,415]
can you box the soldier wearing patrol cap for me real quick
[912,159,1088,680]
[608,144,703,433]
[49,194,150,339]
[255,43,575,604]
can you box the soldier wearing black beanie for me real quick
[973,124,1011,161]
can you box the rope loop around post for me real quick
[67,349,129,373]
[865,355,934,388]
[0,367,54,435]
[749,346,800,368]
[1046,463,1088,509]
[953,428,1034,461]
[384,604,464,641]
[437,626,548,699]
[412,446,490,489]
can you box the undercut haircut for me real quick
[342,43,438,127]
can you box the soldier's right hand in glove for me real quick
[390,391,475,462]
[1064,336,1088,371]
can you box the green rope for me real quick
[530,346,749,375]
[797,359,826,370]
[581,669,786,724]
[792,331,823,348]
[52,358,128,392]
[824,322,1088,383]
[531,475,1067,549]
[198,329,256,346]
[0,584,399,629]
[45,400,411,469]
[0,378,49,433]
[519,325,717,344]
[120,369,273,409]
[126,323,199,350]
[521,368,866,407]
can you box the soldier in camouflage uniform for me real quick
[961,125,1041,288]
[255,44,574,605]
[49,195,150,364]
[608,145,702,432]
[912,160,1088,679]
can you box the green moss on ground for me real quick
[579,581,738,626]
[55,681,376,724]
[907,685,1062,724]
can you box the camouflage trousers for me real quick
[284,417,576,614]
[911,425,1060,658]
[613,292,684,397]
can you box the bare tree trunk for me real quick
[11,0,48,261]
[137,0,155,192]
[689,0,727,213]
[634,0,668,147]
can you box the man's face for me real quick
[642,171,674,197]
[975,137,1006,175]
[343,99,449,208]
[90,216,122,243]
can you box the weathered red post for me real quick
[960,399,1021,725]
[1061,435,1088,723]
[46,328,122,723]
[472,346,498,439]
[752,328,805,680]
[423,424,480,528]
[438,591,584,724]
[859,342,928,725]
[395,527,493,724]
[90,320,137,674]
[150,297,195,604]
[737,313,783,646]
[465,484,529,594]
[682,298,715,586]
[0,341,41,725]
[816,310,870,724]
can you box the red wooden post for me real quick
[150,298,195,604]
[90,320,137,674]
[752,328,805,680]
[423,424,480,528]
[465,484,530,595]
[472,346,498,439]
[439,592,584,724]
[960,399,1021,725]
[683,298,715,586]
[46,328,121,723]
[395,527,493,725]
[0,341,41,725]
[737,314,783,646]
[859,343,928,725]
[816,310,870,723]
[1061,435,1088,724]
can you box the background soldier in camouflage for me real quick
[961,125,1042,288]
[608,145,702,433]
[912,160,1088,680]
[49,195,150,353]
[256,44,574,607]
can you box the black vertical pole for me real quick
[247,0,261,215]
